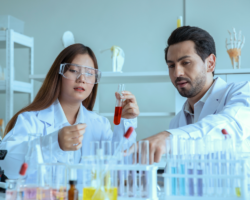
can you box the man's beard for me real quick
[175,71,206,98]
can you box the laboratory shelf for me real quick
[100,112,175,117]
[215,68,250,75]
[0,30,33,48]
[0,29,34,122]
[30,69,250,83]
[30,71,171,83]
[0,80,33,93]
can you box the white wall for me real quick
[1,0,250,140]
[0,0,183,140]
[186,0,250,71]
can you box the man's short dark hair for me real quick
[165,26,216,76]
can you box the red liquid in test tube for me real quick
[114,106,122,125]
[114,84,125,125]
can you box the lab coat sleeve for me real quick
[0,112,42,179]
[40,130,70,164]
[167,82,250,150]
[101,117,137,148]
[0,112,68,179]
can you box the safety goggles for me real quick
[59,63,101,84]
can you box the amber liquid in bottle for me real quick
[68,180,78,200]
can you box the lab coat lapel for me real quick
[37,104,54,126]
[179,102,188,127]
[198,77,228,120]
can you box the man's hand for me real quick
[127,131,171,164]
[58,124,86,151]
[145,131,171,164]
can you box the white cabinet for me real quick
[0,29,34,122]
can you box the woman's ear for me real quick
[206,54,216,73]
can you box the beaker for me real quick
[6,179,25,200]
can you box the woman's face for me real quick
[59,54,95,104]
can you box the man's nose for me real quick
[173,65,185,78]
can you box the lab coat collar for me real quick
[37,103,54,125]
[179,77,227,127]
[53,99,69,127]
[37,99,89,127]
[198,77,227,120]
[183,79,215,116]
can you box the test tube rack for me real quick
[161,157,248,200]
[68,163,159,200]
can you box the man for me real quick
[144,26,250,164]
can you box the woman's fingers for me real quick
[122,102,140,118]
[58,124,87,151]
[121,92,137,104]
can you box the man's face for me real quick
[166,41,207,98]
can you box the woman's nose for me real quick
[76,73,86,83]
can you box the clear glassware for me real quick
[5,179,25,200]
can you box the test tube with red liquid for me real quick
[114,84,125,125]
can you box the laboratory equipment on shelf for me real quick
[100,46,125,72]
[226,28,245,69]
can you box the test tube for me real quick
[214,139,223,196]
[122,142,130,197]
[195,138,205,197]
[170,135,178,196]
[101,141,112,194]
[232,148,242,197]
[114,84,125,125]
[178,137,187,196]
[187,139,195,196]
[51,164,67,200]
[128,142,137,197]
[205,135,214,196]
[165,137,171,196]
[139,140,149,198]
[114,141,125,197]
[234,157,242,197]
[221,129,232,196]
[90,141,100,189]
[227,137,234,196]
[102,141,112,164]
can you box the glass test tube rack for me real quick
[161,158,248,200]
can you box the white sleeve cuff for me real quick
[112,118,137,147]
[122,117,137,129]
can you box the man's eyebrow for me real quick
[166,55,191,63]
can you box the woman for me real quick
[0,44,139,180]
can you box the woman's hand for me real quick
[58,124,87,151]
[115,91,140,119]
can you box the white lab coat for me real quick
[0,99,137,180]
[168,77,250,153]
